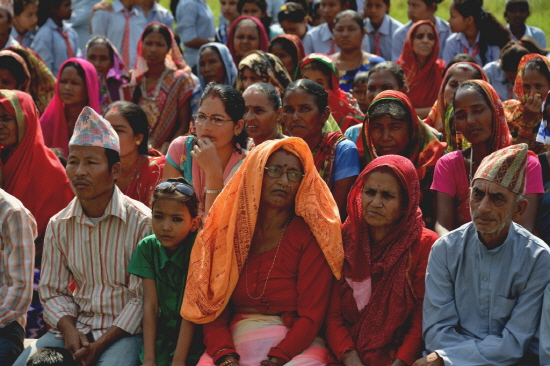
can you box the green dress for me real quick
[128,233,204,366]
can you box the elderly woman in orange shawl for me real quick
[397,20,445,119]
[181,138,344,366]
[358,90,446,228]
[503,53,550,153]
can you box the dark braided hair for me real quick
[199,83,248,152]
[283,79,329,112]
[452,0,511,65]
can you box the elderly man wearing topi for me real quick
[13,107,152,366]
[414,143,550,366]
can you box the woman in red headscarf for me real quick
[326,154,439,366]
[397,20,445,119]
[432,79,543,237]
[226,15,270,66]
[0,90,73,262]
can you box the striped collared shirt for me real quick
[39,187,152,340]
[0,189,36,329]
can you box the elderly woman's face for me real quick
[361,170,405,229]
[199,47,226,85]
[261,149,303,210]
[243,88,281,142]
[412,24,436,60]
[0,103,18,149]
[234,21,260,57]
[369,114,411,156]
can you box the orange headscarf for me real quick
[181,138,344,324]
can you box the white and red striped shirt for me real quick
[0,189,36,329]
[39,187,152,340]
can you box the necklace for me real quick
[120,155,142,179]
[122,156,144,196]
[245,215,293,300]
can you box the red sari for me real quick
[397,20,445,109]
[326,155,438,365]
[122,154,165,207]
[0,90,73,258]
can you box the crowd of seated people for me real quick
[1,0,550,365]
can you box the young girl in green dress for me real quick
[128,179,203,366]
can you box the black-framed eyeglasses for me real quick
[264,166,305,182]
[193,113,234,126]
[155,181,196,197]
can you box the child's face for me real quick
[152,198,199,253]
[14,2,38,32]
[320,0,344,27]
[364,0,388,26]
[351,81,368,113]
[241,2,264,19]
[53,0,73,20]
[505,3,529,27]
[220,0,239,22]
[407,0,432,23]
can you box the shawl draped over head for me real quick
[450,79,512,153]
[0,90,73,243]
[85,35,129,112]
[226,16,270,66]
[397,20,445,109]
[340,154,424,364]
[424,61,487,134]
[197,42,238,90]
[360,90,446,181]
[296,53,363,125]
[40,58,100,157]
[269,34,305,78]
[181,137,344,324]
[7,45,56,116]
[0,50,30,92]
[235,50,292,93]
[503,54,550,145]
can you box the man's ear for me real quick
[512,197,529,222]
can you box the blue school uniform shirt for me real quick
[442,32,500,66]
[140,2,174,29]
[31,18,81,76]
[10,27,35,48]
[303,22,370,56]
[391,17,450,61]
[365,14,402,61]
[330,139,360,188]
[508,24,547,49]
[175,0,215,69]
[70,0,100,51]
[483,60,515,102]
[91,0,147,69]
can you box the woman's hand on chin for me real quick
[522,93,543,128]
[192,138,223,177]
[341,350,364,366]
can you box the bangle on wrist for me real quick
[205,188,223,194]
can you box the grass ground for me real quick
[160,0,549,44]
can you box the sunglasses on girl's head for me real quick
[155,181,196,197]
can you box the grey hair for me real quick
[368,99,411,124]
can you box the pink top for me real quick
[431,150,544,227]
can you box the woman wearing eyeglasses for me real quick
[181,137,344,366]
[164,83,248,216]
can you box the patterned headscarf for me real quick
[269,34,305,78]
[181,138,344,323]
[361,90,446,181]
[235,50,292,92]
[0,50,30,92]
[7,45,56,115]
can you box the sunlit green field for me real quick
[160,0,549,43]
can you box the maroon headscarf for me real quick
[226,15,269,65]
[340,154,424,364]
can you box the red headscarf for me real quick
[397,20,445,109]
[359,90,446,181]
[269,34,305,78]
[340,154,424,364]
[0,90,73,244]
[226,15,269,66]
[40,58,100,157]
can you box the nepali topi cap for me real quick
[473,143,528,195]
[69,106,120,153]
